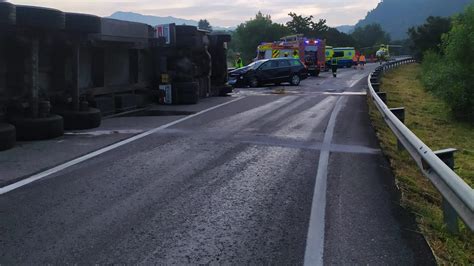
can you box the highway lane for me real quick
[0,66,434,264]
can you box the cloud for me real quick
[9,0,381,26]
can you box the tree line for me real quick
[411,4,474,122]
[221,12,391,64]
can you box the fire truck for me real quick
[256,34,326,76]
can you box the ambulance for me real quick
[256,35,326,76]
[332,47,356,68]
[325,46,334,71]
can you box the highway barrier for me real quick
[368,58,474,233]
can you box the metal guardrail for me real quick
[368,58,474,232]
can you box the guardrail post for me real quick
[377,92,387,104]
[390,107,405,150]
[434,148,459,233]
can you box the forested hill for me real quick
[356,0,472,40]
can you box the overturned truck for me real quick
[0,2,232,150]
[153,24,232,104]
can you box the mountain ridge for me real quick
[335,25,355,34]
[108,12,234,31]
[355,0,472,40]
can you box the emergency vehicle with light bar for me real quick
[256,34,326,76]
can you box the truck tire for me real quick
[173,82,199,104]
[0,2,16,25]
[218,85,233,96]
[0,123,16,151]
[16,5,65,30]
[54,108,101,130]
[9,114,64,140]
[65,13,101,33]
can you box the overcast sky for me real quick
[9,0,381,27]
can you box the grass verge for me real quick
[367,64,473,264]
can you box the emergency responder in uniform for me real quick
[293,50,300,59]
[331,57,338,77]
[284,52,289,57]
[359,54,366,70]
[234,54,244,69]
[352,54,359,69]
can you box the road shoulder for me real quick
[323,78,436,264]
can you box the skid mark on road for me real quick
[64,129,145,136]
[0,97,246,195]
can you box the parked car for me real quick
[228,58,308,88]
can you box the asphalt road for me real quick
[0,66,434,264]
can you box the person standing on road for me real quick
[331,57,338,77]
[293,50,300,59]
[284,52,289,57]
[352,54,359,69]
[359,54,366,70]
[234,54,244,69]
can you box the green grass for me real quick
[368,64,474,264]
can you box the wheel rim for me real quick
[250,78,258,87]
[292,75,300,84]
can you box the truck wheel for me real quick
[0,123,16,151]
[54,108,101,130]
[0,2,16,25]
[65,13,101,33]
[218,85,233,96]
[9,115,64,141]
[290,74,301,86]
[16,5,65,30]
[173,82,199,104]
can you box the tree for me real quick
[322,28,356,47]
[198,19,213,31]
[408,16,451,60]
[421,4,474,121]
[231,12,290,63]
[351,23,391,49]
[286,13,328,37]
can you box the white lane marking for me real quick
[0,97,246,195]
[304,96,346,266]
[321,92,366,96]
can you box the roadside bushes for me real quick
[421,4,474,122]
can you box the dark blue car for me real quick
[228,58,308,88]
